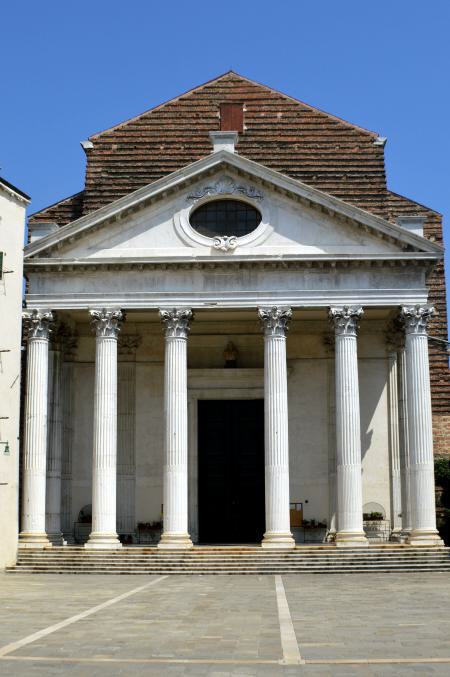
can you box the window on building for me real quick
[220,103,244,133]
[190,199,261,238]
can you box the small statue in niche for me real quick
[223,341,238,368]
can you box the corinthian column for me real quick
[19,309,53,548]
[85,309,123,549]
[329,306,368,547]
[158,308,193,549]
[401,305,443,546]
[258,307,295,549]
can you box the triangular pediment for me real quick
[25,151,442,263]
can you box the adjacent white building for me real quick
[0,178,29,568]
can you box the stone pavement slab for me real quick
[0,572,449,676]
[283,572,450,663]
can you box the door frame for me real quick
[187,369,264,543]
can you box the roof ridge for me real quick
[89,70,379,140]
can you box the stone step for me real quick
[14,548,449,558]
[10,557,450,567]
[11,560,450,570]
[19,543,442,554]
[15,563,450,570]
[9,546,449,575]
[17,553,450,565]
[8,566,450,576]
[15,555,450,563]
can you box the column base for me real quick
[335,531,369,548]
[261,532,295,549]
[18,532,52,549]
[407,529,444,547]
[85,532,122,549]
[158,532,193,550]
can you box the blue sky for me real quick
[1,1,449,310]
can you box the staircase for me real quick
[6,545,450,574]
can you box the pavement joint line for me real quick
[0,656,279,665]
[306,658,450,664]
[274,574,304,665]
[2,656,450,665]
[0,575,168,658]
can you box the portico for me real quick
[18,300,442,551]
[19,145,444,552]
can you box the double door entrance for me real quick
[198,399,265,544]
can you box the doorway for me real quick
[198,399,265,544]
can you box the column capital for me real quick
[90,308,123,339]
[23,309,54,341]
[329,305,363,337]
[400,304,435,336]
[159,308,193,339]
[258,306,292,337]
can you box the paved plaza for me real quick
[0,573,449,676]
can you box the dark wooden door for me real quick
[198,399,265,544]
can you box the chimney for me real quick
[209,131,238,153]
[396,216,426,238]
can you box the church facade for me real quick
[18,73,448,556]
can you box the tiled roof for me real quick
[30,71,388,223]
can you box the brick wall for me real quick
[434,415,450,457]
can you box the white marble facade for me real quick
[19,143,444,549]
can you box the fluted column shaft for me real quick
[258,307,295,549]
[19,310,53,548]
[158,309,193,549]
[398,346,412,537]
[86,309,123,549]
[46,344,64,544]
[401,305,442,546]
[329,306,368,547]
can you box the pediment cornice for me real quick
[24,252,437,275]
[24,151,443,259]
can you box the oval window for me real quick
[190,199,262,238]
